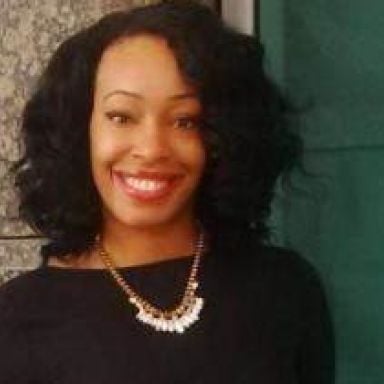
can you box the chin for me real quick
[102,201,195,231]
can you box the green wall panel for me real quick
[284,1,384,149]
[279,150,384,383]
[261,0,384,383]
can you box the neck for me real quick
[95,217,200,268]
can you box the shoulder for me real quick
[254,243,322,286]
[0,268,48,322]
[246,244,324,299]
[213,223,321,280]
[210,223,326,299]
[0,270,46,378]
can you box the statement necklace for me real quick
[95,232,205,334]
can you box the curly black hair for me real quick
[14,0,302,261]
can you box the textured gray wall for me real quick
[0,0,217,283]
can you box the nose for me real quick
[130,118,171,163]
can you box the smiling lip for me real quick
[112,170,182,202]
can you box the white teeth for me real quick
[123,177,168,192]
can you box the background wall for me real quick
[0,0,216,284]
[261,1,384,383]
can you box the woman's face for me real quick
[90,34,206,231]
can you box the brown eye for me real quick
[106,111,134,125]
[174,116,200,130]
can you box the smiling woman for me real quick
[0,1,334,383]
[90,35,206,244]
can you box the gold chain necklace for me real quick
[95,231,205,334]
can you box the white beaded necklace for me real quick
[95,232,205,334]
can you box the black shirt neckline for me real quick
[41,253,197,274]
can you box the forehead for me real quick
[94,34,197,100]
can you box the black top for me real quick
[0,229,334,384]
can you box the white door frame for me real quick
[221,0,255,35]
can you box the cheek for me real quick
[178,136,207,176]
[196,144,207,174]
[90,110,117,167]
[90,126,125,171]
[90,133,123,198]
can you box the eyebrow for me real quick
[102,90,198,101]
